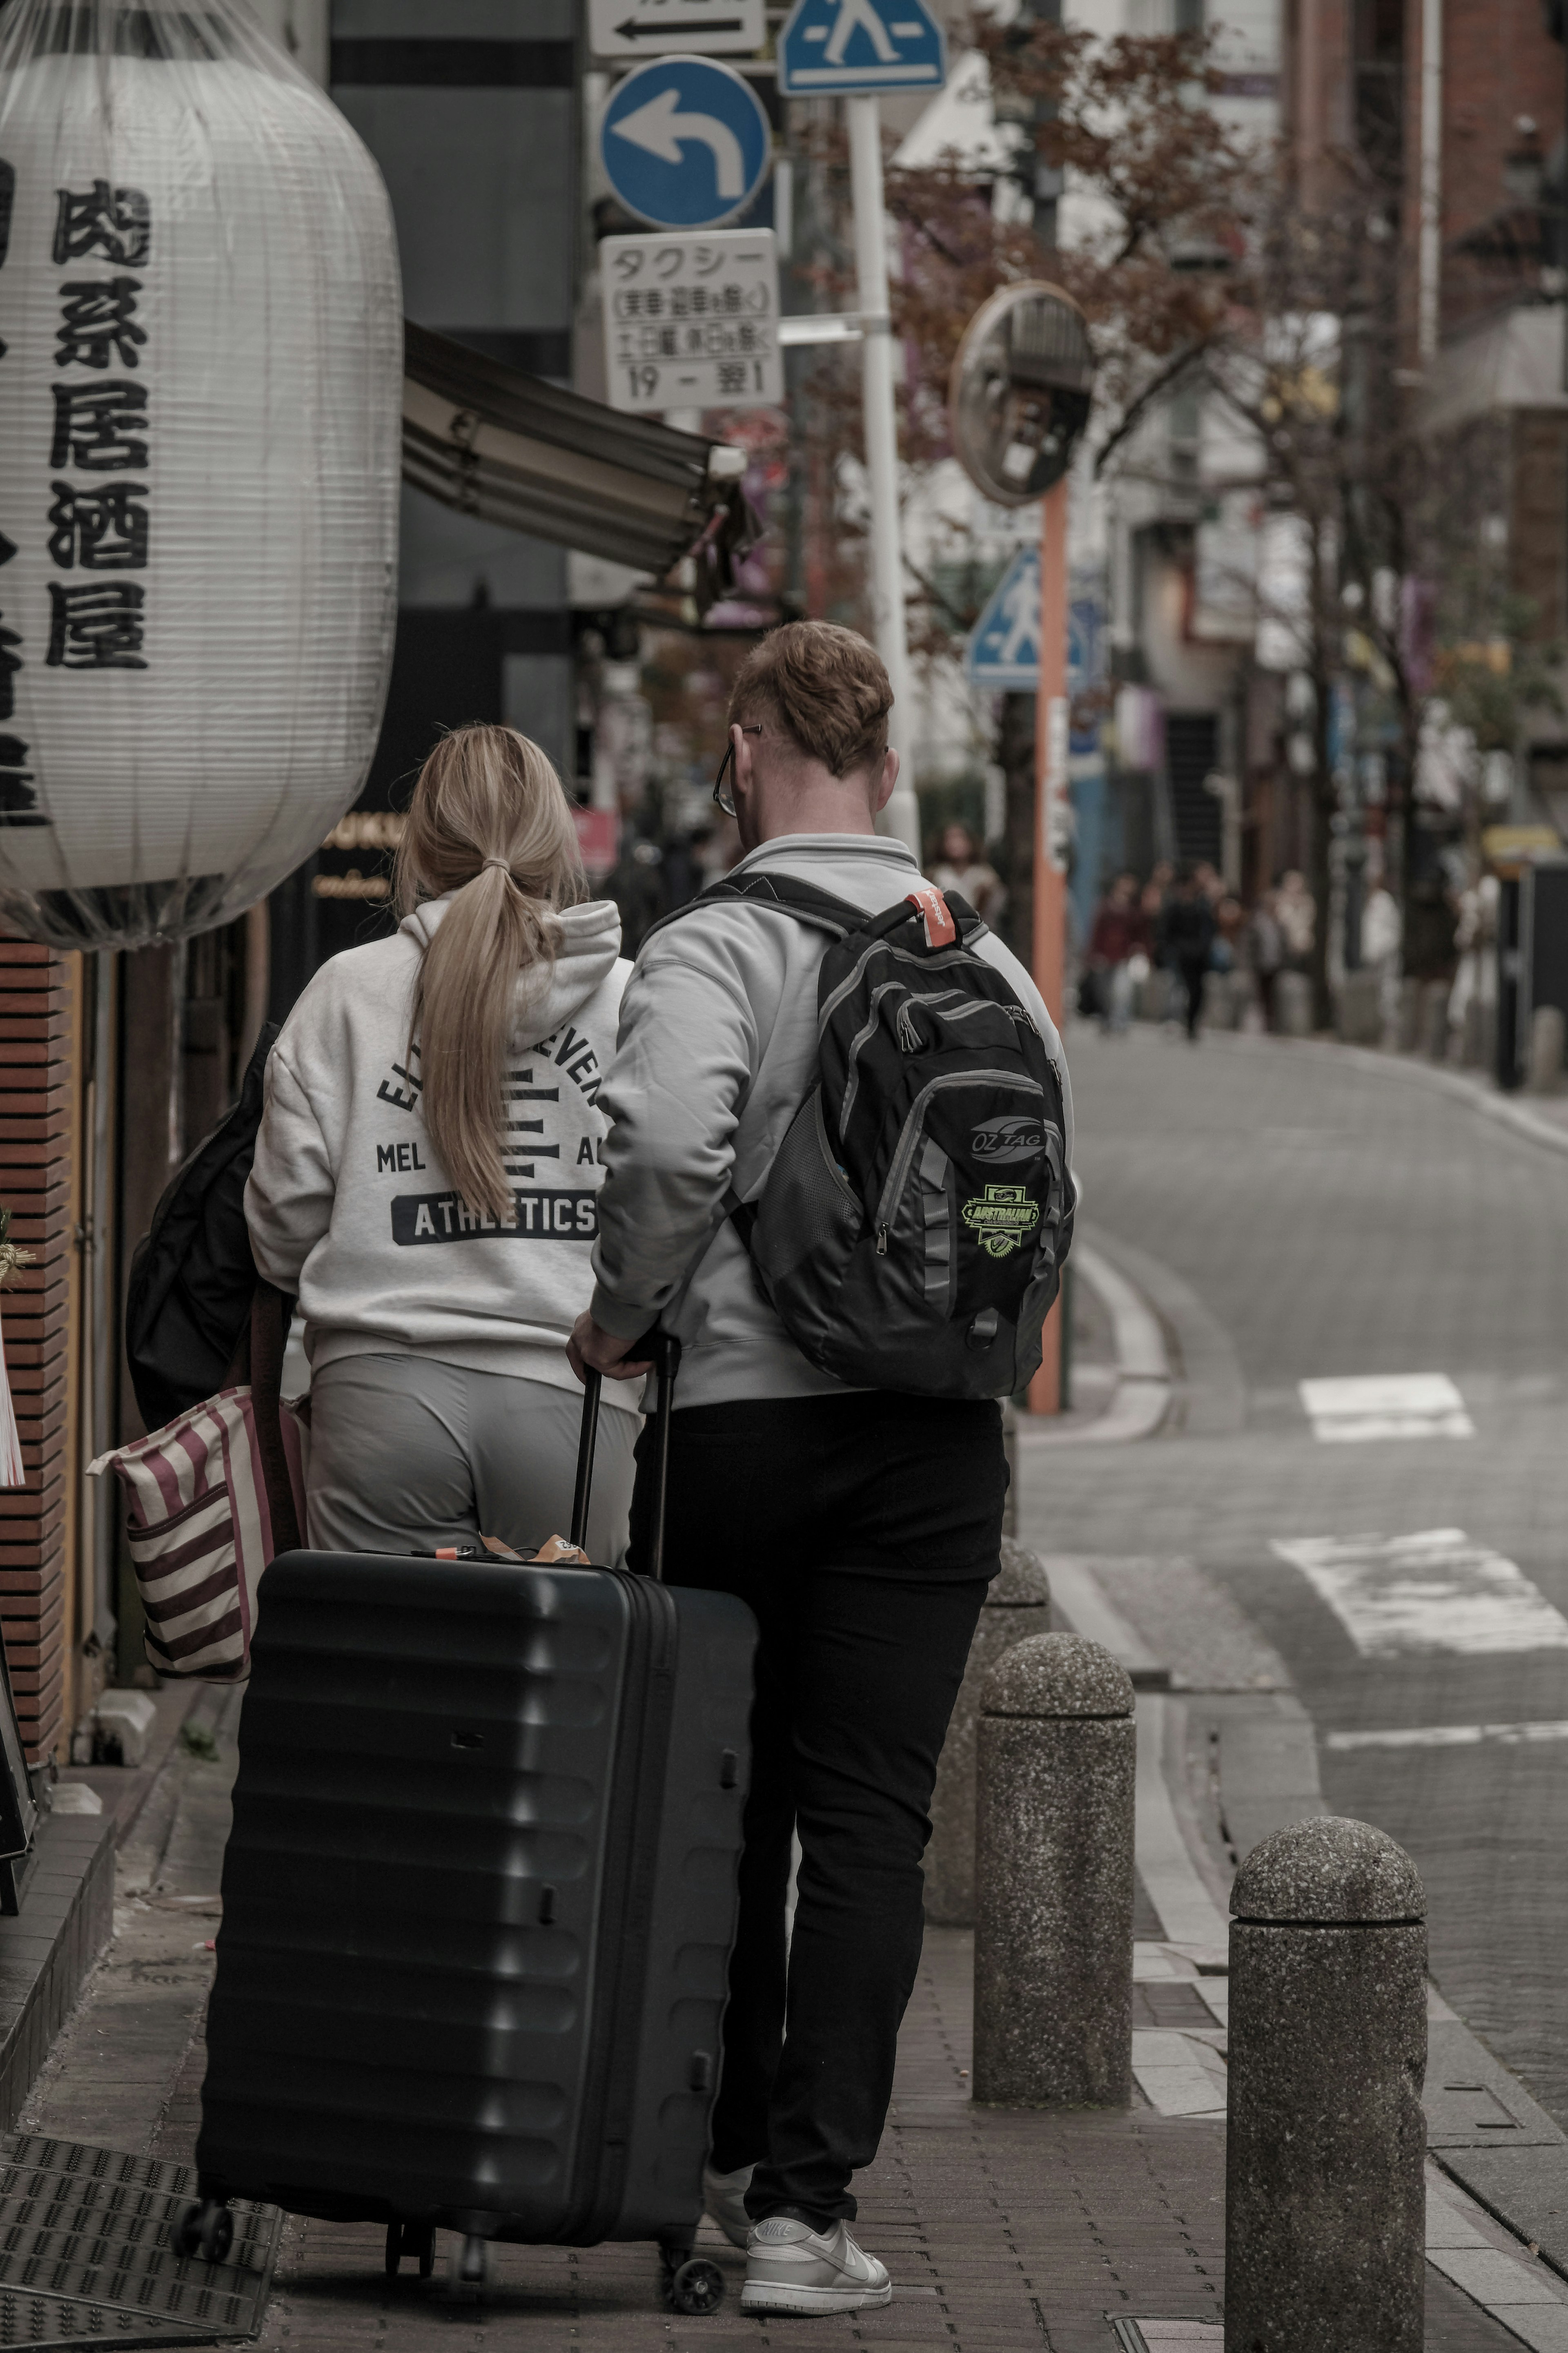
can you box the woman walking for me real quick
[246,725,636,1561]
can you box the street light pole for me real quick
[1028,473,1069,1416]
[847,91,921,858]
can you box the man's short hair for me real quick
[727,621,892,779]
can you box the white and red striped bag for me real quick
[90,1286,306,1681]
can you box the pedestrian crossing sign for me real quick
[965,547,1040,689]
[778,0,946,95]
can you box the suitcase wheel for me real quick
[385,2222,436,2279]
[447,2233,490,2304]
[174,2200,233,2265]
[663,2253,724,2316]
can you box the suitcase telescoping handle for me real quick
[570,1328,682,1580]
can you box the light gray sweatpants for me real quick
[304,1354,638,1566]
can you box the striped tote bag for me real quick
[90,1381,305,1682]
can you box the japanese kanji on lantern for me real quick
[0,0,402,950]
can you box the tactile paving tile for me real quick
[0,2134,280,2348]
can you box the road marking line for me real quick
[1299,1371,1474,1442]
[1270,1528,1568,1657]
[1327,1720,1568,1751]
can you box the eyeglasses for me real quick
[712,725,764,819]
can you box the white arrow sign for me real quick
[590,0,765,55]
[609,85,746,200]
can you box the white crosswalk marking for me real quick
[1298,1372,1474,1441]
[1270,1528,1568,1657]
[1327,1720,1568,1750]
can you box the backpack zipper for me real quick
[841,986,1030,1139]
[873,1070,1048,1252]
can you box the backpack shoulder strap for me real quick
[643,871,872,950]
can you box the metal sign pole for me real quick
[847,92,920,859]
[1028,473,1070,1417]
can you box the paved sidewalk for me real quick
[20,1748,1525,2353]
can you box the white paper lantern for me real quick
[0,0,401,949]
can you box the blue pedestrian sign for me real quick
[966,548,1040,689]
[779,0,946,95]
[601,58,772,230]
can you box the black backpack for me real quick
[124,1023,280,1431]
[663,875,1073,1399]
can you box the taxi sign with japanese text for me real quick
[601,227,782,413]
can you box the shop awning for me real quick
[401,322,755,610]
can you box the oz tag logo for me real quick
[971,1115,1043,1166]
[961,1183,1040,1260]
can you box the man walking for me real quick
[569,621,1072,2316]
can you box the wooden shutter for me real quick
[0,944,77,1764]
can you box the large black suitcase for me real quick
[182,1338,756,2315]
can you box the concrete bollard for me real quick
[973,1633,1134,2106]
[1526,1002,1566,1095]
[1225,1817,1426,2353]
[924,1540,1051,1926]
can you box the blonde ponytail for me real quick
[394,726,586,1223]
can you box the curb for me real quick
[1022,1240,1172,1447]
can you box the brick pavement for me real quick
[11,1633,1522,2346]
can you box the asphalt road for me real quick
[1024,1021,1568,2128]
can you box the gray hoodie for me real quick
[246,894,636,1412]
[590,832,1073,1411]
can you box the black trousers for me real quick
[1177,953,1208,1037]
[628,1391,1004,2227]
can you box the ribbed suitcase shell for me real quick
[196,1551,754,2248]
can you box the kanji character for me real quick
[55,279,145,370]
[46,582,146,669]
[49,381,148,471]
[48,482,147,571]
[51,182,150,267]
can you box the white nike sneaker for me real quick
[740,2216,893,2314]
[701,2161,753,2250]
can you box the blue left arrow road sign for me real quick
[779,0,946,94]
[601,57,772,230]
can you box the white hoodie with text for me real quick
[245,895,635,1412]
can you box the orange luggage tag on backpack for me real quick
[904,883,957,948]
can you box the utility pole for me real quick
[1027,476,1069,1416]
[848,93,921,857]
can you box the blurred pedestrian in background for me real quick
[1160,867,1216,1041]
[1246,889,1285,1031]
[1275,869,1316,970]
[1140,859,1174,936]
[1361,868,1403,1042]
[927,821,1004,926]
[1085,871,1151,1034]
